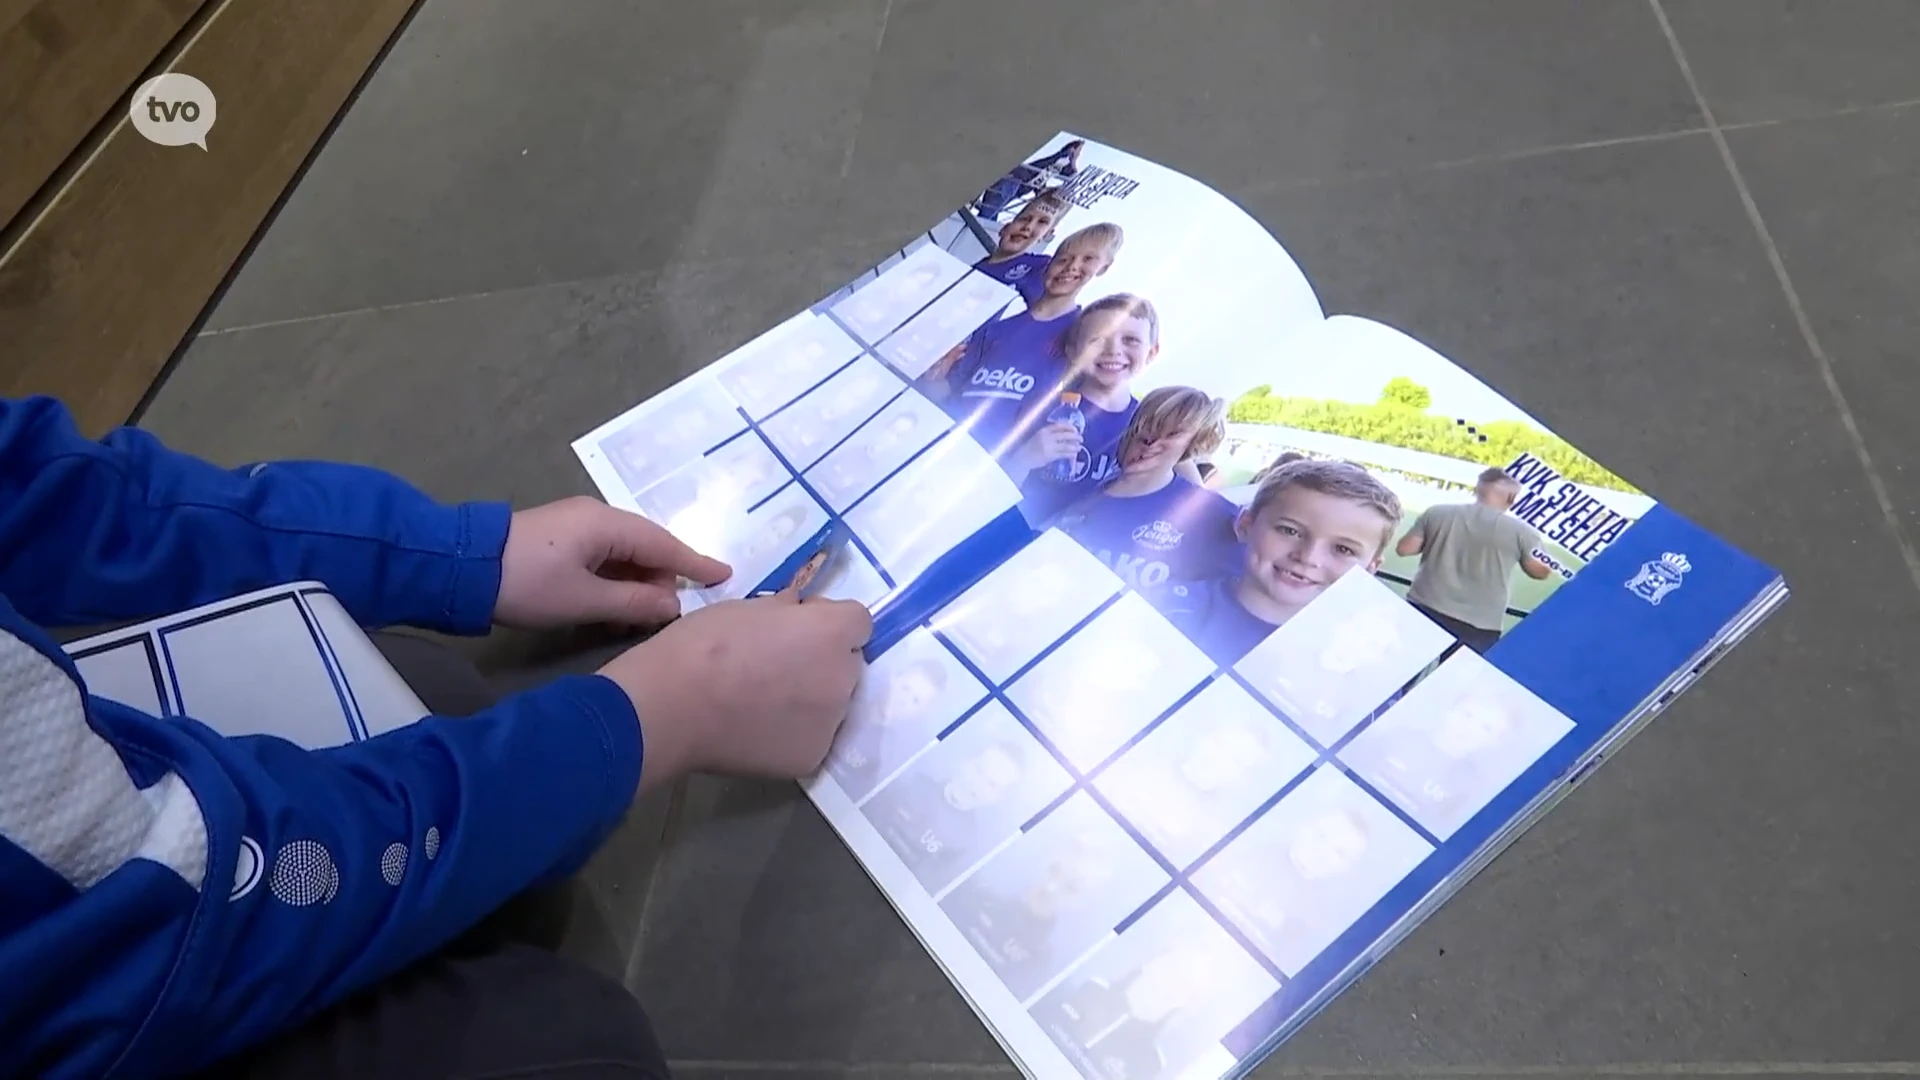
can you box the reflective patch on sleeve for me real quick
[0,630,208,890]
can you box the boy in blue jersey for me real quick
[922,222,1126,450]
[942,835,1120,1001]
[825,655,954,799]
[1038,947,1218,1080]
[1167,459,1404,667]
[862,739,1031,893]
[1050,385,1240,608]
[972,189,1072,302]
[1354,691,1519,831]
[1003,292,1166,523]
[0,396,873,1080]
[975,138,1085,222]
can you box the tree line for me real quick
[1228,381,1638,493]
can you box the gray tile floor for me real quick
[141,1,1920,1076]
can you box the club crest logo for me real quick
[1626,551,1691,606]
[1131,519,1183,552]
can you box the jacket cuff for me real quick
[545,673,644,813]
[442,502,513,636]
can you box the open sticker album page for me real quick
[576,135,1787,1079]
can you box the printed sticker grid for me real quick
[591,254,1046,607]
[828,243,976,354]
[603,343,993,607]
[843,557,1579,1079]
[875,270,1019,379]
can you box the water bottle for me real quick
[1045,391,1085,481]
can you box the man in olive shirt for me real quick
[1395,467,1553,654]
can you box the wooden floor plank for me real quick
[0,0,209,228]
[0,0,418,436]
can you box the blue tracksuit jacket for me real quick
[0,396,644,1078]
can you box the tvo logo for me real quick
[129,73,216,149]
[969,366,1036,394]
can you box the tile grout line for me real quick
[189,96,1920,344]
[195,264,706,339]
[195,285,514,337]
[668,1064,1016,1076]
[1239,124,1719,198]
[1236,1060,1920,1068]
[620,773,691,989]
[1649,0,1920,597]
[1240,91,1920,200]
[197,125,1709,340]
[660,1061,1920,1077]
[1720,92,1920,130]
[838,0,893,180]
[192,234,896,339]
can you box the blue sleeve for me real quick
[0,601,644,1080]
[0,396,509,634]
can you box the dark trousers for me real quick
[201,633,671,1080]
[1409,601,1502,657]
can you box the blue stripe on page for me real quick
[289,594,365,744]
[296,590,368,743]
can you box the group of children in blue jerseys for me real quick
[919,188,1408,669]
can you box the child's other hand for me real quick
[496,496,730,630]
[599,591,874,794]
[924,343,967,382]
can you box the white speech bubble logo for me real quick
[130,73,216,150]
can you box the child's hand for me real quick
[1010,422,1084,474]
[599,591,874,794]
[924,342,968,382]
[1033,421,1085,462]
